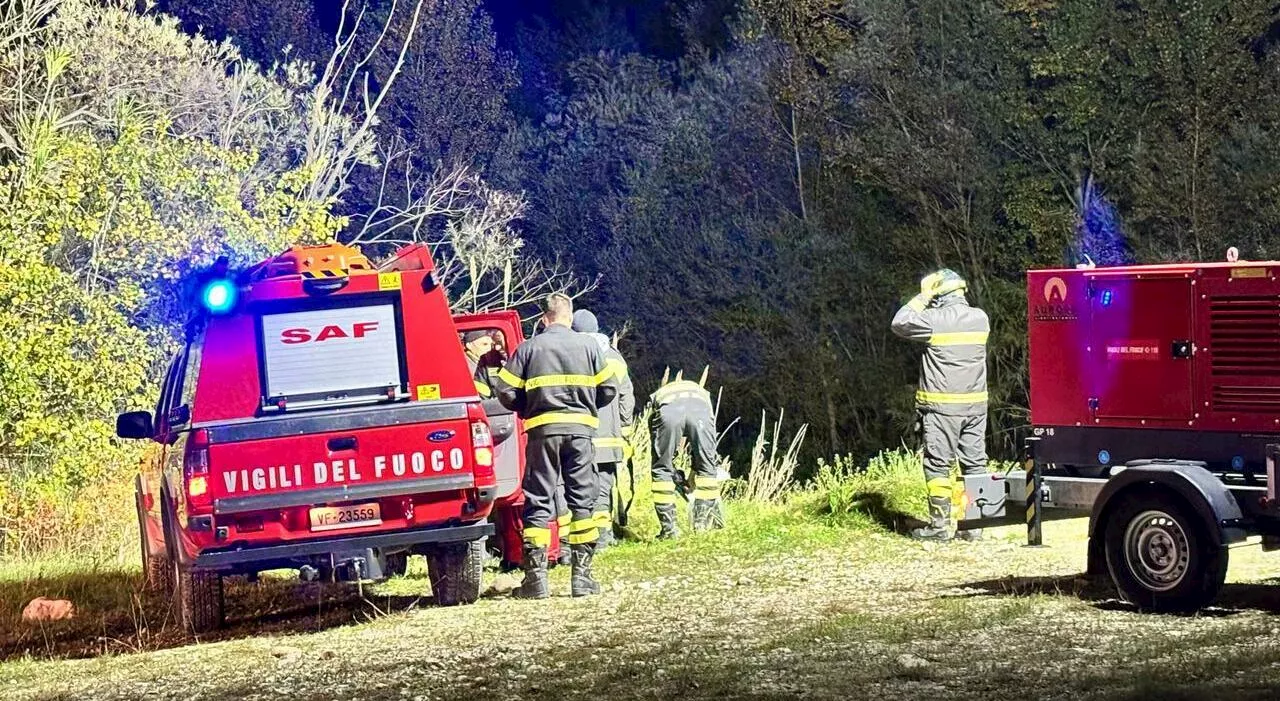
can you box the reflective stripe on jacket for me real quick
[890,296,989,417]
[584,333,634,463]
[494,324,619,436]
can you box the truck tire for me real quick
[173,560,225,634]
[161,488,225,633]
[135,482,170,593]
[1102,490,1228,612]
[426,538,484,607]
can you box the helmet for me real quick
[933,268,967,297]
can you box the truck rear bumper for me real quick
[213,474,482,515]
[195,521,493,571]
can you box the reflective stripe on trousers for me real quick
[651,480,678,505]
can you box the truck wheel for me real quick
[173,560,225,634]
[426,538,484,606]
[135,483,169,593]
[1103,491,1228,612]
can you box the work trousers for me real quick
[594,462,619,528]
[524,434,599,549]
[921,412,988,506]
[650,399,721,505]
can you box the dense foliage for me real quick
[7,0,1280,556]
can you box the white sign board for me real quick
[260,305,402,399]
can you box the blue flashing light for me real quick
[1231,455,1245,471]
[201,279,237,314]
[1100,289,1114,307]
[1098,450,1112,465]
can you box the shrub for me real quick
[796,449,928,531]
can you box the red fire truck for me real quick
[117,243,526,633]
[960,257,1280,611]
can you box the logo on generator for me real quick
[1033,276,1077,322]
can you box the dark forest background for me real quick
[156,0,1280,462]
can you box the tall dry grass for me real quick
[737,410,808,505]
[0,453,138,563]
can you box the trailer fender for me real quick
[1086,462,1247,574]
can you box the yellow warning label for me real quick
[378,272,402,290]
[1231,267,1267,279]
[417,384,441,401]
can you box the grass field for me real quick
[4,496,1280,701]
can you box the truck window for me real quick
[461,328,509,368]
[153,347,190,437]
[258,301,407,411]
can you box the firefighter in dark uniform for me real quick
[649,375,723,538]
[462,330,496,398]
[523,321,574,566]
[495,293,618,597]
[891,269,990,542]
[572,309,635,549]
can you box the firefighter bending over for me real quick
[650,373,723,538]
[495,293,618,598]
[572,309,635,549]
[891,269,990,542]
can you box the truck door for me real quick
[1086,273,1195,422]
[452,311,527,502]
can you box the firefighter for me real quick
[572,309,635,549]
[891,268,990,542]
[495,293,618,598]
[462,330,496,398]
[649,373,723,538]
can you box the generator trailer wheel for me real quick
[1103,491,1227,613]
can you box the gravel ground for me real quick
[3,514,1280,701]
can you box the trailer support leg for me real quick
[1025,437,1044,547]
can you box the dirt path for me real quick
[4,515,1280,700]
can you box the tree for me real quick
[0,0,342,489]
[360,0,518,170]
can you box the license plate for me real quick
[309,503,382,532]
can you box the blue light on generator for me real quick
[201,279,237,314]
[1100,289,1114,307]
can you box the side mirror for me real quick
[116,411,154,440]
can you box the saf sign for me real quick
[280,321,379,344]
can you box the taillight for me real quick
[471,420,494,468]
[186,428,212,512]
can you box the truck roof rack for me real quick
[245,243,374,282]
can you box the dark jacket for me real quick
[495,324,618,436]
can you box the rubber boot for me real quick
[910,496,953,542]
[513,546,549,599]
[570,543,601,597]
[692,499,718,533]
[655,504,681,540]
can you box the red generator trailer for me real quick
[959,258,1280,611]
